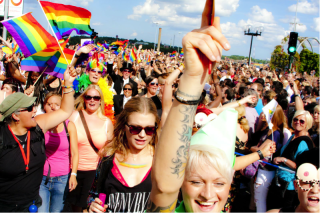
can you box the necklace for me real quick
[8,126,30,173]
[119,161,148,169]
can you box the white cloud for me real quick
[128,0,240,29]
[288,0,318,14]
[289,23,307,32]
[249,5,274,23]
[312,17,320,32]
[131,32,138,36]
[92,22,101,26]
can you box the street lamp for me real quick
[177,32,181,53]
[153,22,159,52]
[244,25,263,66]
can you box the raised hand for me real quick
[63,66,77,86]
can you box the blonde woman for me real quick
[66,85,113,212]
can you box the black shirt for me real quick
[0,124,46,205]
[103,161,152,213]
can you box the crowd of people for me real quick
[0,0,319,212]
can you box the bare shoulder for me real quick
[267,209,280,213]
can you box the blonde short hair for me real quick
[292,110,313,130]
[185,145,234,184]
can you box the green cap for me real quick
[0,92,36,121]
[191,108,238,166]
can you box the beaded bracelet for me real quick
[62,85,73,89]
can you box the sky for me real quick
[24,0,320,60]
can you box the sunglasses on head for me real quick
[149,82,159,86]
[123,88,132,91]
[126,123,157,135]
[293,118,305,124]
[84,95,101,101]
[90,69,103,74]
[19,104,34,112]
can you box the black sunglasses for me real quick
[123,69,132,73]
[19,104,34,112]
[90,70,103,74]
[150,82,159,86]
[293,118,305,124]
[126,123,157,135]
[123,88,132,91]
[84,95,101,101]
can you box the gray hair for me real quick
[243,88,259,108]
[3,109,20,124]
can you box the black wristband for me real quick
[257,150,264,160]
[74,54,80,58]
[174,91,201,105]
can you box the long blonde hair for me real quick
[74,85,106,120]
[99,97,160,160]
[235,105,249,133]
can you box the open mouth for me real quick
[195,200,217,212]
[135,139,146,145]
[308,196,319,206]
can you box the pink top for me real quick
[43,120,70,177]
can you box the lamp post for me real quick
[153,22,159,52]
[244,25,263,66]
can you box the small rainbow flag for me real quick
[2,13,59,58]
[129,48,137,62]
[111,39,129,46]
[147,55,151,63]
[46,48,75,78]
[21,48,58,73]
[103,41,109,50]
[180,49,184,56]
[39,1,93,40]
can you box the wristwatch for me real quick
[284,159,288,164]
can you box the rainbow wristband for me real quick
[62,85,73,89]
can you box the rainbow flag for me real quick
[180,49,184,56]
[111,39,129,46]
[129,48,137,62]
[39,1,93,40]
[147,55,151,62]
[46,48,75,78]
[21,48,58,73]
[103,41,109,50]
[137,53,141,63]
[2,13,59,58]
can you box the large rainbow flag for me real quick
[39,1,93,40]
[2,13,59,58]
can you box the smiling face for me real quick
[123,84,133,98]
[295,180,320,212]
[122,69,131,80]
[293,114,307,132]
[88,69,102,84]
[44,95,61,113]
[182,165,230,212]
[14,105,37,129]
[84,89,101,114]
[125,112,156,152]
[147,78,159,95]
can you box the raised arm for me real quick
[70,44,95,68]
[207,72,222,108]
[209,95,256,115]
[148,0,230,210]
[291,80,304,111]
[35,66,76,133]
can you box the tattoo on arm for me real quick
[147,199,177,212]
[177,88,200,99]
[171,104,197,177]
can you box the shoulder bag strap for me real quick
[63,121,70,143]
[79,110,99,153]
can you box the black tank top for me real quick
[103,162,152,213]
[0,124,46,205]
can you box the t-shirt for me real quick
[254,98,263,116]
[103,160,152,212]
[43,120,70,177]
[245,107,259,142]
[0,124,46,205]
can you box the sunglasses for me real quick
[123,69,132,73]
[19,104,34,112]
[293,118,305,124]
[149,82,159,86]
[123,88,132,91]
[126,123,157,135]
[84,95,101,101]
[90,70,103,74]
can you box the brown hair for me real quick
[271,105,288,135]
[263,90,276,104]
[99,97,160,160]
[42,92,62,111]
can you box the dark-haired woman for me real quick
[89,97,159,213]
[140,76,162,117]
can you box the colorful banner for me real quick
[9,0,24,17]
[0,0,5,16]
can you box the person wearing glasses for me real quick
[267,110,315,210]
[0,67,76,212]
[267,148,319,213]
[140,76,162,117]
[106,61,138,96]
[89,97,159,213]
[113,83,133,116]
[66,85,114,212]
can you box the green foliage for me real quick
[298,48,319,76]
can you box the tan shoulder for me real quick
[267,209,280,213]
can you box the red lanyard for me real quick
[8,126,30,173]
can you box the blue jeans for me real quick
[39,174,69,213]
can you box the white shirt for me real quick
[123,96,132,108]
[120,78,130,95]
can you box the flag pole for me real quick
[37,0,70,66]
[33,66,48,86]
